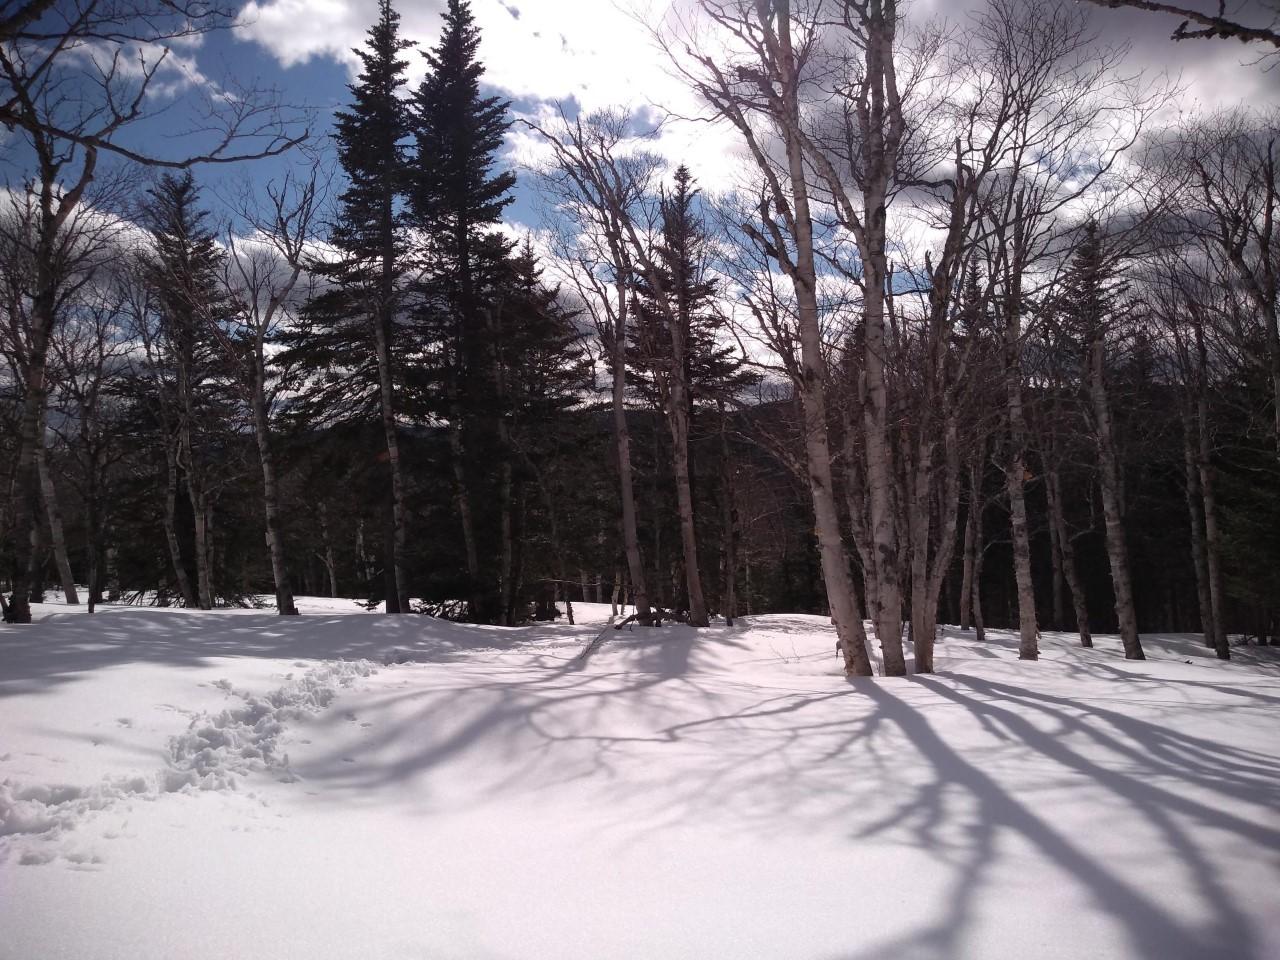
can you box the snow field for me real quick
[1,600,1278,959]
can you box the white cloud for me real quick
[236,0,743,191]
[237,0,686,108]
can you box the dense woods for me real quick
[4,0,1280,673]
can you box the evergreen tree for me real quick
[283,0,414,612]
[1059,221,1145,660]
[628,166,755,624]
[629,167,754,415]
[138,172,242,610]
[408,0,517,622]
[490,241,591,624]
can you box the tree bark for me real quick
[373,299,409,614]
[1195,387,1230,659]
[856,6,906,675]
[1181,405,1215,648]
[251,371,297,615]
[960,457,980,631]
[668,341,709,626]
[1003,281,1039,659]
[1045,466,1092,647]
[775,5,873,675]
[718,402,738,626]
[1088,335,1144,659]
[611,273,653,626]
[37,440,79,605]
[319,502,339,599]
[161,434,197,608]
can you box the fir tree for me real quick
[629,167,754,415]
[408,0,517,623]
[138,173,241,610]
[1059,221,1146,660]
[629,166,755,624]
[284,0,414,613]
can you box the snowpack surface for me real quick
[2,597,1277,959]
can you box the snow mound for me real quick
[0,659,375,860]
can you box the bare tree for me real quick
[220,165,327,615]
[0,2,305,622]
[47,286,130,612]
[1082,0,1280,51]
[659,0,874,673]
[974,0,1159,659]
[527,108,660,627]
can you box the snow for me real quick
[2,599,1278,959]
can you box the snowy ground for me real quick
[2,597,1278,960]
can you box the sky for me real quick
[5,0,1280,230]
[235,0,1279,223]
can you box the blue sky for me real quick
[4,0,1278,235]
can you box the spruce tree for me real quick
[629,166,755,624]
[408,0,516,623]
[630,167,753,415]
[490,241,591,624]
[1060,221,1145,660]
[139,172,241,610]
[285,0,413,613]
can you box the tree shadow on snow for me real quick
[288,627,1278,960]
[0,608,599,696]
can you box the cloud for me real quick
[230,0,1279,226]
[236,0,689,109]
[234,0,745,195]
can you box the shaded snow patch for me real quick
[0,659,375,861]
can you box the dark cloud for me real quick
[914,0,1279,107]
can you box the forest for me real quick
[2,0,1279,677]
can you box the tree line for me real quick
[2,0,1278,676]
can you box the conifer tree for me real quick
[491,241,591,624]
[1060,221,1145,660]
[409,0,517,622]
[288,0,413,612]
[630,166,754,625]
[138,173,241,610]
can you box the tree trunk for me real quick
[1047,490,1065,630]
[1004,297,1039,659]
[1181,405,1215,648]
[774,8,872,675]
[373,303,409,614]
[1046,466,1092,647]
[188,477,213,610]
[840,394,879,632]
[498,442,516,626]
[1195,391,1230,660]
[86,479,100,614]
[960,458,980,632]
[28,510,48,604]
[1089,335,1144,660]
[910,413,964,674]
[718,402,738,627]
[251,374,297,615]
[161,438,197,608]
[668,382,708,626]
[611,276,653,626]
[319,503,339,599]
[37,441,79,605]
[5,289,55,624]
